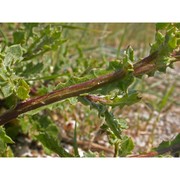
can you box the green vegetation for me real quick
[0,23,180,157]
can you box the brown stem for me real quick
[0,69,126,125]
[128,151,158,157]
[61,136,114,155]
[0,51,177,126]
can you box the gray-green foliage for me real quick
[0,45,29,100]
[150,23,180,73]
[0,23,180,157]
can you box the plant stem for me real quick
[0,51,179,126]
[0,69,125,125]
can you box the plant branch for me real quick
[0,51,179,126]
[61,136,114,155]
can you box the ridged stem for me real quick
[1,51,178,126]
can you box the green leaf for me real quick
[117,118,128,129]
[16,86,29,100]
[26,114,74,157]
[150,23,180,73]
[126,45,134,62]
[0,44,29,99]
[36,133,73,157]
[168,34,177,49]
[13,31,25,44]
[105,91,141,107]
[1,82,13,98]
[30,114,58,132]
[155,134,180,155]
[5,125,20,140]
[19,79,30,90]
[4,44,23,66]
[16,79,30,100]
[79,96,122,139]
[3,94,18,109]
[68,97,78,105]
[0,67,8,81]
[104,111,122,139]
[171,134,180,145]
[119,135,134,157]
[0,127,14,156]
[156,23,170,31]
[19,114,73,157]
[108,60,123,70]
[23,24,66,61]
[19,117,31,134]
[119,74,134,92]
[156,31,164,44]
[109,46,135,93]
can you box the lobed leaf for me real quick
[0,126,14,156]
[79,96,124,139]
